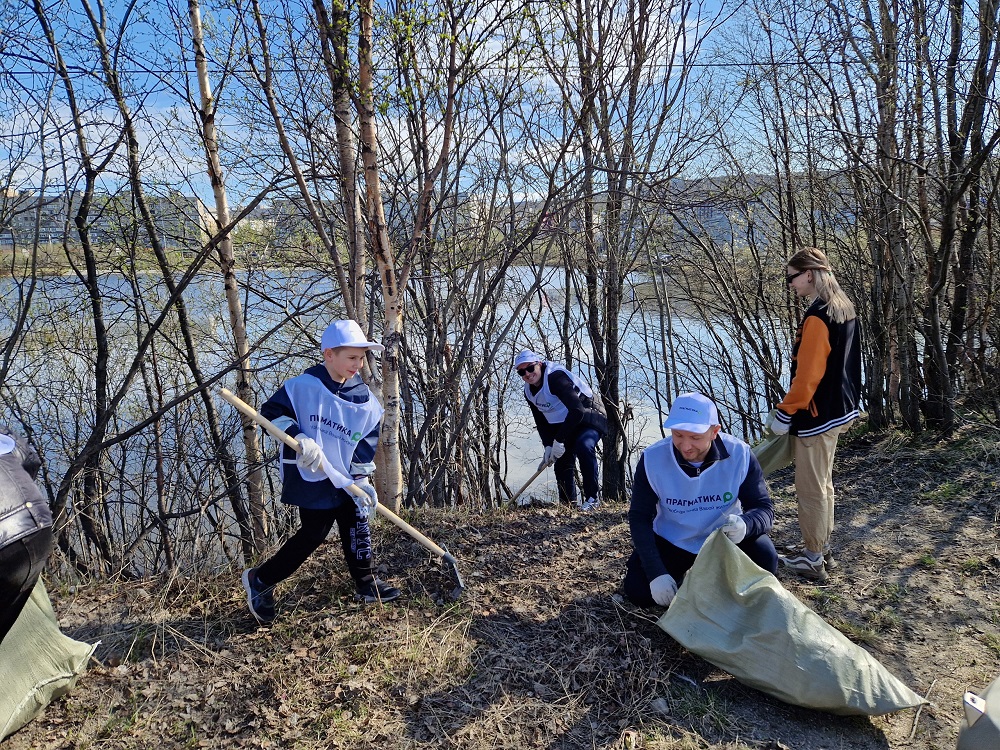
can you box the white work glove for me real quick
[768,412,790,436]
[295,435,324,472]
[649,574,678,607]
[538,446,553,471]
[353,478,378,517]
[721,513,748,544]
[550,441,566,460]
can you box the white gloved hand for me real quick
[353,478,378,517]
[768,412,790,436]
[550,441,566,460]
[649,574,678,607]
[538,446,554,471]
[295,435,324,472]
[721,513,748,544]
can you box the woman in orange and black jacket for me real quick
[769,247,862,582]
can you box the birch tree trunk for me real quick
[82,0,257,563]
[188,0,268,550]
[357,0,404,510]
[314,0,368,313]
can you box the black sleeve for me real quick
[528,399,558,446]
[546,371,586,442]
[14,436,41,481]
[737,453,774,538]
[627,455,669,580]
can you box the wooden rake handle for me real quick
[218,388,454,562]
[508,464,547,505]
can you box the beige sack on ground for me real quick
[752,412,794,477]
[0,580,95,740]
[658,531,926,716]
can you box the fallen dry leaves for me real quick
[5,426,999,749]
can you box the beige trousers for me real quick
[793,422,851,554]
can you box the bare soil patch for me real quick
[5,427,999,749]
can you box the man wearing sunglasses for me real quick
[513,349,608,510]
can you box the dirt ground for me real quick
[4,426,999,749]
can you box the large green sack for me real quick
[752,412,793,477]
[658,532,926,716]
[0,580,95,741]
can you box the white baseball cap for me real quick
[513,349,545,368]
[662,392,720,433]
[320,320,385,352]
[0,434,14,456]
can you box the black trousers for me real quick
[622,532,778,607]
[552,428,603,504]
[0,526,54,646]
[256,503,373,588]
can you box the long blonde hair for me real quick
[788,247,856,324]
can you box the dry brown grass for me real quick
[5,428,999,749]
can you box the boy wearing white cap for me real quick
[623,392,777,608]
[513,349,608,510]
[242,319,399,624]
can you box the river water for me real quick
[0,266,775,501]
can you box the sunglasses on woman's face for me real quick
[786,270,806,285]
[516,364,537,377]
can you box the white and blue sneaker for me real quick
[580,496,601,511]
[242,568,276,624]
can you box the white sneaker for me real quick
[781,541,838,570]
[779,551,829,582]
[580,496,600,511]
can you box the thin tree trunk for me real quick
[33,0,116,575]
[188,0,268,551]
[313,0,368,310]
[82,0,256,563]
[357,0,404,509]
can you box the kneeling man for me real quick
[623,392,778,607]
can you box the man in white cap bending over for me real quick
[513,349,607,510]
[622,392,777,608]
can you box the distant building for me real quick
[662,176,765,247]
[0,189,212,251]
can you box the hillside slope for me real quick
[6,428,999,749]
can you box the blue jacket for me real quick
[628,435,773,581]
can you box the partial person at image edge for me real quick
[0,430,54,646]
[241,319,400,625]
[514,349,608,511]
[623,391,777,608]
[770,246,862,583]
